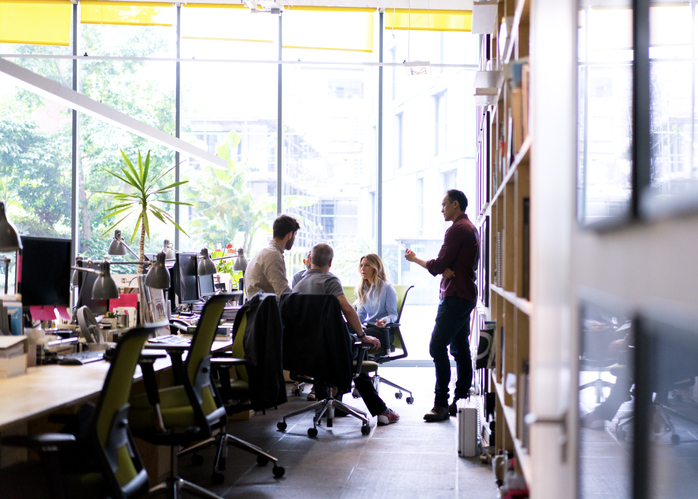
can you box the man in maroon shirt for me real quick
[405,189,479,422]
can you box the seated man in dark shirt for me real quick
[293,243,400,426]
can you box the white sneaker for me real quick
[377,408,400,426]
[307,386,316,401]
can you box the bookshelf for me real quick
[474,0,531,487]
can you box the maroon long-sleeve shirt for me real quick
[426,214,479,301]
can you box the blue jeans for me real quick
[429,296,476,408]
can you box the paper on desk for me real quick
[29,306,57,321]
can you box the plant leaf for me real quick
[130,212,143,244]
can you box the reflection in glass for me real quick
[646,3,698,211]
[578,301,633,499]
[577,4,633,224]
[641,315,698,499]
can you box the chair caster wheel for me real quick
[191,454,205,466]
[294,388,301,396]
[211,472,224,484]
[395,392,403,399]
[406,396,414,404]
[257,456,269,466]
[671,434,680,445]
[361,425,371,436]
[308,428,318,438]
[273,465,285,478]
[277,422,287,431]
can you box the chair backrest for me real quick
[343,285,357,306]
[92,326,154,498]
[393,284,413,324]
[381,285,413,361]
[279,293,354,394]
[185,294,234,417]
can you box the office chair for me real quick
[129,294,281,498]
[1,326,158,499]
[276,293,372,437]
[206,292,285,476]
[350,284,415,404]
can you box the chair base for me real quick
[149,477,223,499]
[277,397,371,437]
[374,375,414,404]
[179,429,284,479]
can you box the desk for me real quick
[0,339,233,432]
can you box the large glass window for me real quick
[180,6,278,259]
[281,9,379,286]
[78,14,176,259]
[381,29,477,360]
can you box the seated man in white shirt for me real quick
[293,243,400,426]
[244,214,300,299]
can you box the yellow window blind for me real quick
[182,4,275,44]
[0,0,72,46]
[384,9,472,32]
[283,7,375,53]
[81,1,174,27]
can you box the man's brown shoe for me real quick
[424,405,450,422]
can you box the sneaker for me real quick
[307,386,316,401]
[424,405,450,422]
[377,408,400,426]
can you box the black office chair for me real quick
[276,293,371,437]
[1,326,158,499]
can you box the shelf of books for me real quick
[474,0,531,487]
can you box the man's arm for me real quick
[266,254,292,296]
[404,248,428,269]
[337,294,381,349]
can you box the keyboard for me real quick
[58,350,106,365]
[148,335,190,346]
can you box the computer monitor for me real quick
[198,273,215,298]
[175,252,199,304]
[20,236,72,309]
[75,261,108,316]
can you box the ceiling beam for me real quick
[0,57,226,169]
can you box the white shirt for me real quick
[244,240,291,298]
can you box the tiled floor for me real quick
[178,366,499,498]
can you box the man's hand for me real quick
[443,268,455,279]
[404,248,427,269]
[404,248,417,262]
[362,335,381,349]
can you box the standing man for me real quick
[404,189,479,422]
[244,214,300,298]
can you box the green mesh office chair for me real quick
[129,294,283,496]
[350,284,415,404]
[1,326,157,499]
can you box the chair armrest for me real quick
[210,357,247,367]
[386,322,400,328]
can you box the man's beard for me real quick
[285,234,295,250]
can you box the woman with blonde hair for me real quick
[355,254,398,346]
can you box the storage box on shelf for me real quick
[473,0,532,488]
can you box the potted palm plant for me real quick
[99,150,190,274]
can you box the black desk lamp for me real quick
[0,201,22,294]
[197,247,247,276]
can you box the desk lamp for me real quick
[0,201,22,294]
[72,259,120,300]
[107,229,144,260]
[197,247,247,275]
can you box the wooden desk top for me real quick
[0,339,232,431]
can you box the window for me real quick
[395,111,404,169]
[416,178,424,235]
[434,90,447,157]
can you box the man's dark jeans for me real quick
[429,295,476,408]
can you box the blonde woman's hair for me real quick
[356,253,388,307]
